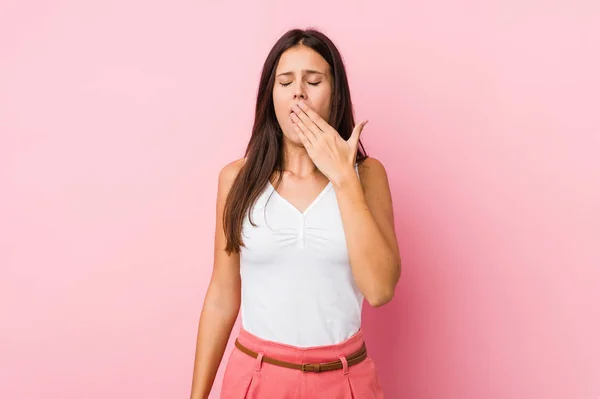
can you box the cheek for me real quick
[313,87,332,115]
[316,99,332,121]
[272,95,288,118]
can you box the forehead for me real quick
[275,45,330,75]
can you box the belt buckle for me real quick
[301,363,321,373]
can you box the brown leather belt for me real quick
[234,339,368,373]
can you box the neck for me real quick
[280,142,320,178]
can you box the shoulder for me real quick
[357,157,390,188]
[218,157,246,184]
[217,157,246,195]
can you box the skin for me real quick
[189,44,401,399]
[273,44,333,148]
[270,44,339,212]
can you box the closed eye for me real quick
[279,82,321,87]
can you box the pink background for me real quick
[1,1,599,398]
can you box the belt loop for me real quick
[255,351,264,372]
[338,355,349,375]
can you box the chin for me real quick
[285,133,302,145]
[279,127,299,143]
[284,134,304,147]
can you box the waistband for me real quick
[235,327,365,364]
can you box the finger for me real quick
[297,102,338,137]
[296,102,328,131]
[292,120,313,146]
[291,113,318,143]
[292,104,323,137]
[294,124,313,149]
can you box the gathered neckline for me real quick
[267,180,333,216]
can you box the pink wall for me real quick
[1,1,598,398]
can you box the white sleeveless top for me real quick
[239,164,364,347]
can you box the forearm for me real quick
[189,291,239,399]
[332,168,400,307]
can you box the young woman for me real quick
[189,28,401,398]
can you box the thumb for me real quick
[349,120,368,148]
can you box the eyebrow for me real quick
[276,69,326,78]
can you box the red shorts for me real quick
[220,326,384,398]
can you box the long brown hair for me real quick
[223,28,368,254]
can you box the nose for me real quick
[293,83,306,100]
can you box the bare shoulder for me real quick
[216,158,247,201]
[218,157,246,187]
[357,157,390,191]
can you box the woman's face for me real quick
[272,45,333,144]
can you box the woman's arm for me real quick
[189,159,244,399]
[333,157,401,307]
[289,102,400,306]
